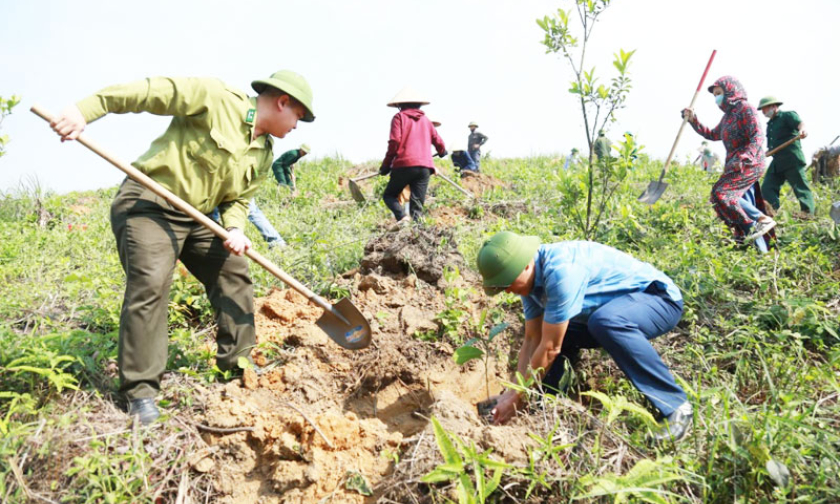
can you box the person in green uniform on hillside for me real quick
[593,129,612,160]
[757,96,815,216]
[272,143,310,193]
[49,70,315,425]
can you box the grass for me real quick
[1,152,839,502]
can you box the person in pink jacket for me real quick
[380,87,446,228]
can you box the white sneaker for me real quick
[745,219,776,242]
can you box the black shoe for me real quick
[649,401,692,444]
[127,398,160,426]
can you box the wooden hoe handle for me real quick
[766,133,805,157]
[658,50,717,181]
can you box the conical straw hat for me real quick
[387,86,430,107]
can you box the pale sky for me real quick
[1,0,838,193]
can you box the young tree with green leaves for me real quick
[537,1,634,238]
[0,95,21,158]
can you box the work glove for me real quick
[438,150,448,159]
[379,164,391,176]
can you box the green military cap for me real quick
[598,129,606,136]
[299,143,311,154]
[252,70,316,122]
[758,96,783,110]
[476,231,541,295]
[468,121,479,128]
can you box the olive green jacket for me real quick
[76,77,274,229]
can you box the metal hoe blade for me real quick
[830,201,840,224]
[638,181,669,205]
[348,179,366,203]
[315,298,372,350]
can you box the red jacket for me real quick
[381,109,446,172]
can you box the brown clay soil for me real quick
[193,225,527,504]
[457,171,507,197]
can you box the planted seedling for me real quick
[452,309,509,403]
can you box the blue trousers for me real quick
[468,149,481,170]
[542,283,687,416]
[453,151,477,172]
[739,186,768,253]
[209,200,285,246]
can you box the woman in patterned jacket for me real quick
[682,76,777,243]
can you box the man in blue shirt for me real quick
[476,231,692,443]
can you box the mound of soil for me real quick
[193,229,525,503]
[359,225,476,285]
[458,171,507,196]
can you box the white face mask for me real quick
[763,108,776,119]
[714,94,725,106]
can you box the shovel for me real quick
[639,49,717,205]
[348,172,379,203]
[32,104,371,351]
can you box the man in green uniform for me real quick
[593,129,611,160]
[271,143,310,191]
[49,71,315,424]
[758,96,814,215]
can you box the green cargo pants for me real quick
[111,178,256,400]
[760,160,815,214]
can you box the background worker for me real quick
[210,143,311,249]
[683,76,776,244]
[593,129,611,160]
[757,96,815,216]
[272,143,310,195]
[477,231,692,443]
[380,87,446,228]
[467,121,488,171]
[49,70,315,424]
[451,141,478,174]
[563,147,580,170]
[694,141,715,171]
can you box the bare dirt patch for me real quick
[458,171,507,197]
[193,226,526,503]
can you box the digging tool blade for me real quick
[638,173,668,204]
[316,298,372,350]
[347,171,379,203]
[830,201,840,224]
[348,179,367,203]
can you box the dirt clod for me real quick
[360,226,473,285]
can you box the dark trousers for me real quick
[761,161,815,214]
[542,284,687,416]
[111,179,256,399]
[382,167,431,221]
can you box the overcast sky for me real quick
[1,0,838,193]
